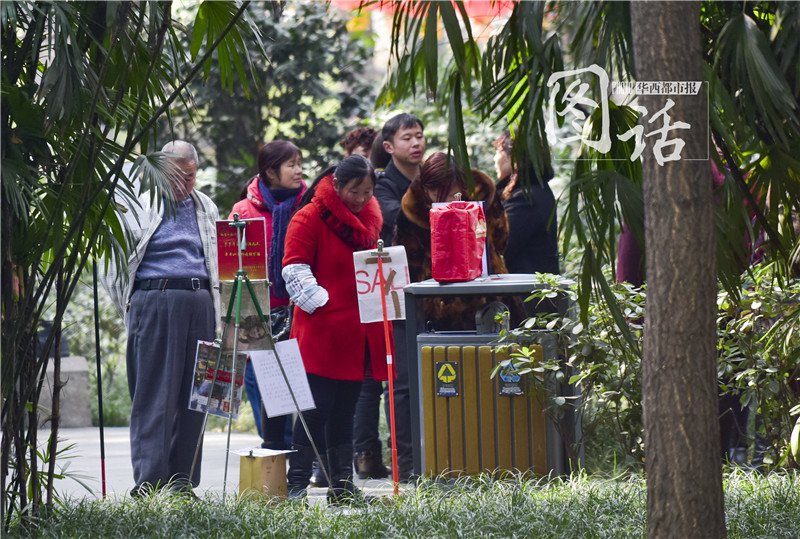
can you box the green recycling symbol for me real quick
[437,363,456,383]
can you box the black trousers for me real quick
[353,374,384,453]
[126,288,214,488]
[719,391,748,454]
[386,321,413,471]
[262,410,293,449]
[292,373,362,451]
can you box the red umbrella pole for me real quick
[376,245,400,496]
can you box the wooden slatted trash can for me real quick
[417,332,563,476]
[404,275,577,477]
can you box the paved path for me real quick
[50,427,409,504]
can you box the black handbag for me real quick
[270,305,293,341]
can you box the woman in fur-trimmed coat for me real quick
[393,151,511,331]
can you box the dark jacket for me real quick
[616,223,644,286]
[374,160,412,244]
[394,170,514,330]
[497,175,560,275]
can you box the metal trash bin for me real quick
[404,274,576,477]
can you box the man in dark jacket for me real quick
[354,113,425,481]
[375,114,426,243]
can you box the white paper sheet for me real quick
[249,339,315,418]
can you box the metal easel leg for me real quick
[242,276,333,489]
[189,277,241,488]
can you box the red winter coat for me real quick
[283,175,390,381]
[229,176,307,308]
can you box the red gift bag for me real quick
[430,200,486,282]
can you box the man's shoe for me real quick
[397,470,418,484]
[130,483,156,498]
[354,449,389,480]
[727,446,748,466]
[397,456,417,484]
[168,483,199,499]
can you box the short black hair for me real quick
[369,132,391,169]
[381,113,424,144]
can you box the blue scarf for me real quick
[258,179,302,298]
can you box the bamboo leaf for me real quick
[715,12,800,148]
[422,1,438,97]
[439,1,466,77]
[447,73,471,177]
[190,2,208,59]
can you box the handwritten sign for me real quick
[250,339,315,418]
[353,245,409,323]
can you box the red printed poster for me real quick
[189,340,247,419]
[216,218,268,281]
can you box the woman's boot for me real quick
[326,444,362,505]
[286,444,315,499]
[354,445,389,480]
[309,454,330,487]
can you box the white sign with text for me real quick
[353,245,410,323]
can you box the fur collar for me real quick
[400,169,498,230]
[313,175,382,250]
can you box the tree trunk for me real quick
[631,2,726,538]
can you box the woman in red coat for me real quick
[229,140,306,449]
[282,154,389,502]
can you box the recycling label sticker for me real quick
[435,361,459,397]
[498,366,525,396]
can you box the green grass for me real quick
[9,471,799,538]
[724,470,800,538]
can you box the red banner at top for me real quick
[332,0,515,18]
[206,367,244,386]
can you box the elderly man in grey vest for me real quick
[107,140,220,496]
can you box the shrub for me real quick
[497,268,799,472]
[717,263,800,468]
[495,273,645,471]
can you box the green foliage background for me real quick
[164,2,376,214]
